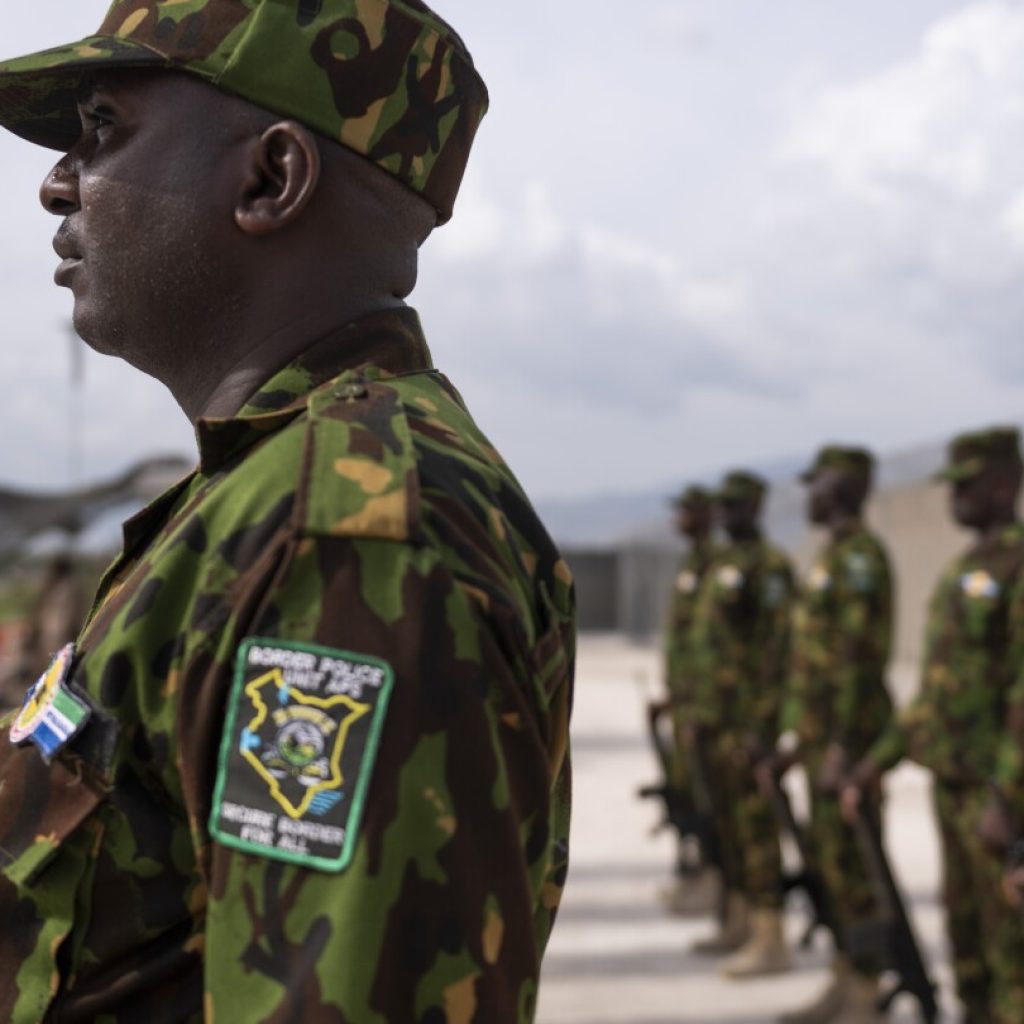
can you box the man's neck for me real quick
[975,513,1018,544]
[180,293,404,424]
[827,510,862,541]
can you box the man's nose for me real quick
[39,155,80,216]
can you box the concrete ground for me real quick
[537,635,959,1024]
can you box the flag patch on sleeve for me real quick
[210,638,394,872]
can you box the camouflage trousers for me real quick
[711,735,783,909]
[806,788,884,978]
[935,784,1024,1024]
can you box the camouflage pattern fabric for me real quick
[663,540,716,790]
[0,308,576,1023]
[868,522,1024,1016]
[784,525,895,976]
[798,444,874,484]
[0,0,489,223]
[785,525,894,760]
[691,537,794,909]
[935,785,1024,1024]
[871,523,1024,785]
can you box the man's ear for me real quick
[234,121,321,236]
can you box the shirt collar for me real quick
[195,306,433,475]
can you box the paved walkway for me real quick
[537,635,959,1024]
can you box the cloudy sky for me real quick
[2,0,1024,502]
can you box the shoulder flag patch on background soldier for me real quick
[210,638,394,872]
[961,570,1000,600]
[9,643,90,762]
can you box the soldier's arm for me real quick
[994,572,1024,817]
[751,562,793,747]
[831,545,894,752]
[200,535,572,1023]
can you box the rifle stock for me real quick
[848,808,939,1023]
[762,769,842,949]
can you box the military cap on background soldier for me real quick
[0,2,577,1022]
[846,425,1024,1023]
[688,469,795,978]
[779,443,896,1024]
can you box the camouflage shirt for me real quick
[784,525,894,759]
[690,536,794,744]
[664,540,716,710]
[0,308,576,1024]
[871,522,1024,788]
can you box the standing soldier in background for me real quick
[690,471,794,977]
[779,446,895,1024]
[845,428,1024,1023]
[656,485,719,915]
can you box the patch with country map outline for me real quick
[9,643,91,762]
[210,638,394,872]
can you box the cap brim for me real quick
[0,36,167,150]
[932,464,978,483]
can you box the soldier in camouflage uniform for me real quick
[656,484,720,915]
[690,471,795,977]
[779,446,895,1024]
[0,3,576,1022]
[846,428,1024,1023]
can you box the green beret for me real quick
[670,484,713,508]
[716,470,767,504]
[799,445,875,484]
[934,427,1023,483]
[0,0,488,224]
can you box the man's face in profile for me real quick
[41,70,238,369]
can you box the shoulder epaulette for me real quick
[299,372,421,542]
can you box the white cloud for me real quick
[780,1,1024,205]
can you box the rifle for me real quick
[637,701,722,875]
[847,806,939,1023]
[760,766,842,949]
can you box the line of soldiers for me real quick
[650,427,1024,1023]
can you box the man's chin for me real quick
[71,306,120,357]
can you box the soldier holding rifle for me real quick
[778,446,896,1024]
[689,471,795,977]
[651,484,720,915]
[845,428,1024,1023]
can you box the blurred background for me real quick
[1,1,1022,1021]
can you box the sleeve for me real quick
[831,545,895,752]
[751,560,793,744]
[867,565,955,772]
[995,570,1024,815]
[200,534,571,1024]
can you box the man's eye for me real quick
[81,107,115,135]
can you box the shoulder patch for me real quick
[716,565,744,590]
[9,644,90,762]
[301,375,420,542]
[763,572,788,608]
[676,569,699,594]
[210,638,394,872]
[961,570,1000,600]
[844,552,875,592]
[807,564,831,592]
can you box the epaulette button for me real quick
[335,382,368,402]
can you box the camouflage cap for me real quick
[716,470,767,504]
[799,445,875,484]
[0,0,488,224]
[934,427,1023,483]
[670,484,713,508]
